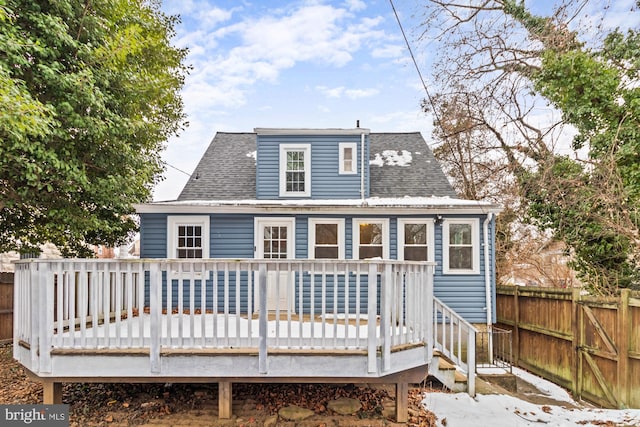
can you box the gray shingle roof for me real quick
[177,131,456,201]
[177,132,257,201]
[369,132,457,198]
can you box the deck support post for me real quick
[218,382,232,419]
[395,382,408,423]
[42,381,62,404]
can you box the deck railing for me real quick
[14,258,434,376]
[432,297,478,396]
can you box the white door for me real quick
[255,218,295,312]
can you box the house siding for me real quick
[432,214,492,324]
[139,213,494,322]
[211,215,254,258]
[139,213,168,258]
[255,134,369,199]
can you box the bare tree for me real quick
[420,0,640,293]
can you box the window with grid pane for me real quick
[286,150,305,192]
[262,225,288,259]
[167,216,209,260]
[279,144,310,197]
[177,225,203,258]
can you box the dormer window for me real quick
[279,144,311,197]
[339,142,357,174]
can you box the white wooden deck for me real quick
[13,258,435,420]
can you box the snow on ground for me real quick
[422,367,640,427]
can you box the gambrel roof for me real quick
[176,131,457,201]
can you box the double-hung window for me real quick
[309,218,345,259]
[398,219,434,261]
[279,144,311,197]
[443,219,479,274]
[353,219,389,259]
[339,142,357,174]
[167,216,210,259]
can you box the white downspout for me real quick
[483,212,494,361]
[360,131,365,200]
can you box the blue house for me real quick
[136,127,500,325]
[14,127,500,420]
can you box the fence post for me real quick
[0,273,13,343]
[512,287,519,365]
[617,289,630,408]
[571,287,582,401]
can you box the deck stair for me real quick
[429,350,469,393]
[431,297,478,396]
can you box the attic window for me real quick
[279,144,310,197]
[339,142,357,174]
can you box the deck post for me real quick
[149,262,161,374]
[381,263,392,372]
[367,263,378,374]
[42,381,62,404]
[218,382,232,419]
[258,263,267,374]
[30,261,40,372]
[395,382,408,423]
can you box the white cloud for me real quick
[199,7,234,29]
[316,86,379,99]
[176,3,388,113]
[344,0,366,12]
[344,88,379,99]
[317,85,345,98]
[371,44,404,59]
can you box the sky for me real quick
[154,0,638,202]
[155,0,434,201]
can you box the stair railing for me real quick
[432,297,478,396]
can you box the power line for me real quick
[163,161,192,177]
[388,0,442,132]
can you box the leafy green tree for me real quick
[504,1,640,292]
[422,0,640,293]
[0,0,188,256]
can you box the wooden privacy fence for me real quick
[0,273,13,342]
[496,285,640,409]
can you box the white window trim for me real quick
[397,218,434,262]
[308,218,345,260]
[167,215,210,259]
[442,218,480,275]
[279,143,311,197]
[352,218,389,260]
[338,142,357,175]
[254,217,296,259]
